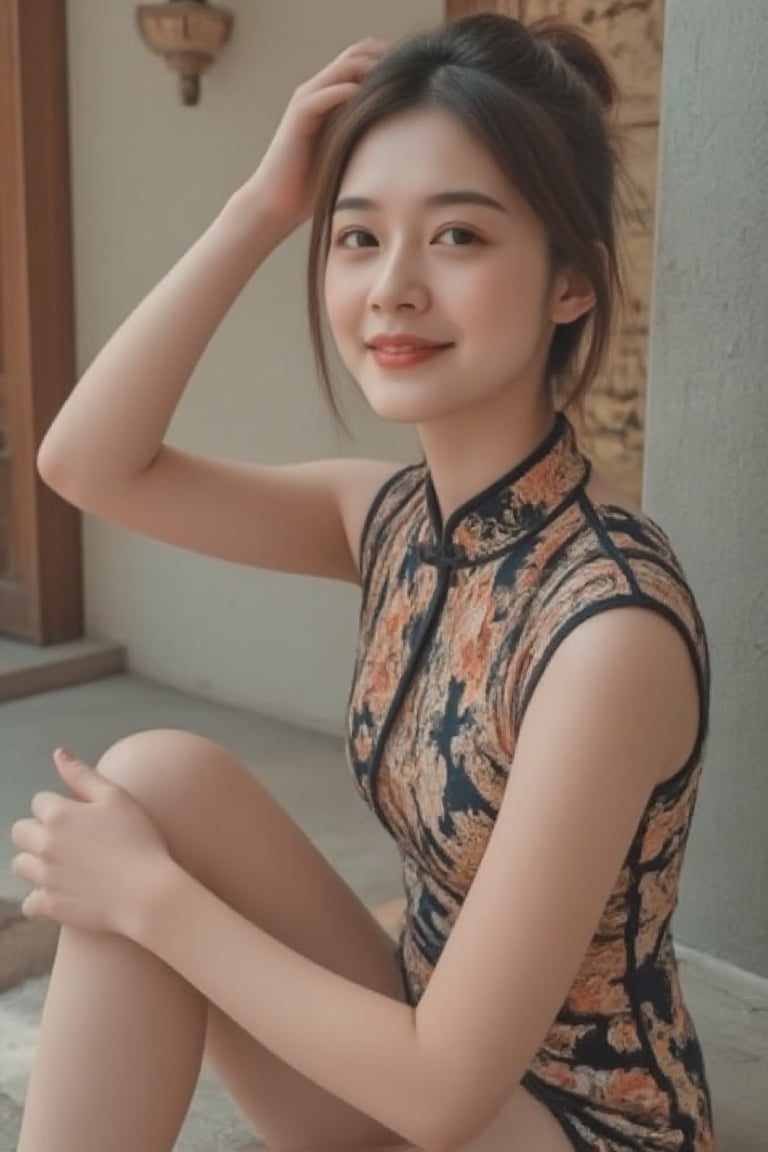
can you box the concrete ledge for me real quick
[0,902,58,994]
[0,637,125,705]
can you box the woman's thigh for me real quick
[97,728,407,1151]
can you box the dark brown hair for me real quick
[307,12,624,420]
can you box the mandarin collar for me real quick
[419,413,590,569]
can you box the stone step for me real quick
[0,637,125,705]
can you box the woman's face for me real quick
[324,105,571,427]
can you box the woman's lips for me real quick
[367,342,453,370]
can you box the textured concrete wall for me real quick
[644,0,768,976]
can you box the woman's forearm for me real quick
[37,177,294,493]
[133,862,450,1152]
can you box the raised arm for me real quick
[38,40,396,582]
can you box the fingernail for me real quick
[54,747,74,761]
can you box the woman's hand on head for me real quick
[248,39,389,231]
[10,749,173,939]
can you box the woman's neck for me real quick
[417,390,557,526]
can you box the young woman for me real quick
[11,13,715,1152]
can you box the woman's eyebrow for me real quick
[333,190,508,213]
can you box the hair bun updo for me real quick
[528,18,618,114]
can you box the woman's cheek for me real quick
[324,277,356,355]
[323,267,342,327]
[458,266,532,334]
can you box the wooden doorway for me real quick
[0,0,82,643]
[445,0,664,501]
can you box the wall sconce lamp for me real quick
[136,0,234,107]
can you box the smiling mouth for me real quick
[370,345,449,354]
[367,343,453,369]
[366,333,454,352]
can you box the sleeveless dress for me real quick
[347,414,715,1151]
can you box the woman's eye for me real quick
[337,229,377,249]
[436,226,480,246]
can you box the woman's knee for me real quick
[95,729,239,874]
[95,729,229,829]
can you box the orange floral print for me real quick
[348,414,714,1151]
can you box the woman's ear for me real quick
[549,263,596,325]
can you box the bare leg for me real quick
[16,729,574,1152]
[16,730,406,1152]
[16,929,207,1152]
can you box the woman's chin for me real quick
[358,380,463,426]
[365,400,424,424]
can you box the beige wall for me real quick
[66,0,441,734]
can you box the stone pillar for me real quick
[644,0,768,977]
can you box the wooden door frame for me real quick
[0,0,82,643]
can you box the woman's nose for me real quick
[368,253,430,313]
